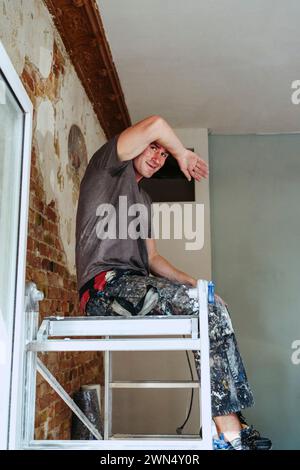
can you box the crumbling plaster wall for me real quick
[0,0,107,438]
[0,0,106,274]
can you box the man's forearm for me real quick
[152,117,187,161]
[117,115,208,181]
[149,253,197,287]
[151,117,209,181]
[117,115,186,162]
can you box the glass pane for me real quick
[0,70,24,443]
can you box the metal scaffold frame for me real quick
[23,280,212,450]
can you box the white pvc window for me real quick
[0,68,24,448]
[0,41,32,449]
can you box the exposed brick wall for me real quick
[1,0,107,441]
[26,143,103,440]
[19,37,104,440]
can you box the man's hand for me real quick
[117,116,210,180]
[176,149,209,182]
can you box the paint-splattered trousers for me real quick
[83,269,255,417]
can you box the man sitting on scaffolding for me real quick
[75,115,271,450]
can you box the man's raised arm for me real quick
[117,115,209,182]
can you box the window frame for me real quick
[0,40,33,450]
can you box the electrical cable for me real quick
[176,335,196,435]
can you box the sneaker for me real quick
[213,432,250,450]
[237,412,272,450]
[213,434,232,450]
[240,425,272,450]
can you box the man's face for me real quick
[133,142,169,180]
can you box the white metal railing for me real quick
[22,280,212,450]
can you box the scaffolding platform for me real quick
[23,280,212,450]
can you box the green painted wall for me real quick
[209,134,300,450]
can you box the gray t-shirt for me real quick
[75,135,152,291]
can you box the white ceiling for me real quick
[98,0,300,134]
